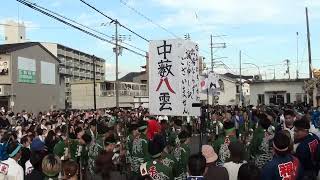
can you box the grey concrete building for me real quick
[0,42,65,113]
[71,81,147,109]
[41,42,106,108]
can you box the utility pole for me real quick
[209,35,226,106]
[285,59,290,79]
[306,7,312,79]
[306,7,317,107]
[92,55,97,111]
[239,50,243,106]
[210,35,214,72]
[210,35,214,106]
[296,32,299,79]
[112,19,120,108]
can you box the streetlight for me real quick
[243,63,261,76]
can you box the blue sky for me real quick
[1,0,320,80]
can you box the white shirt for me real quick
[224,161,245,180]
[283,122,294,141]
[25,160,33,176]
[0,158,24,180]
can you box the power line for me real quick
[119,0,179,38]
[79,0,149,42]
[16,0,147,58]
[28,1,147,53]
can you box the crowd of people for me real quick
[0,104,318,180]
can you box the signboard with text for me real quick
[149,39,200,116]
[18,57,36,84]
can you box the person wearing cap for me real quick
[173,130,190,180]
[212,121,238,164]
[294,118,320,179]
[25,137,49,176]
[140,134,173,180]
[261,131,303,180]
[202,145,229,180]
[0,141,24,180]
[128,120,151,178]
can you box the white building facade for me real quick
[250,79,308,106]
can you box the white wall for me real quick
[40,43,58,56]
[134,96,149,108]
[71,83,135,109]
[250,80,305,106]
[200,78,237,105]
[4,21,26,44]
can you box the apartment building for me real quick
[41,42,105,108]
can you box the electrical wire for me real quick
[119,0,179,39]
[26,1,147,53]
[79,0,150,42]
[16,0,147,58]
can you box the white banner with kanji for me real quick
[149,39,200,116]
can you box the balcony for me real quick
[74,62,80,68]
[59,67,67,74]
[96,75,102,80]
[66,61,73,67]
[66,69,73,74]
[83,64,88,70]
[100,90,148,97]
[66,51,73,57]
[59,57,66,64]
[80,72,86,77]
[73,71,80,76]
[57,49,65,55]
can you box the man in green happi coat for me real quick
[140,134,173,180]
[53,125,80,161]
[212,121,239,164]
[173,130,190,180]
[128,120,151,177]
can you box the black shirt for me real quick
[25,169,45,180]
[19,147,31,171]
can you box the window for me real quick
[296,94,302,103]
[286,93,291,103]
[236,85,240,93]
[269,94,284,105]
[5,36,7,40]
[20,36,23,39]
[258,94,265,104]
[269,95,276,104]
